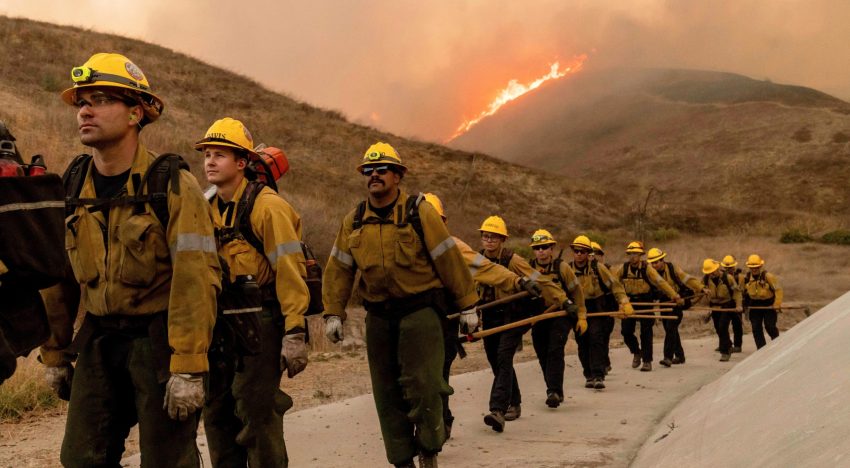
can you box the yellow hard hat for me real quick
[647,247,666,263]
[61,53,164,124]
[591,241,604,255]
[721,255,737,268]
[194,118,260,161]
[479,215,509,237]
[746,254,765,268]
[530,229,556,247]
[423,192,445,219]
[357,142,407,173]
[626,241,645,254]
[570,235,592,251]
[702,258,720,275]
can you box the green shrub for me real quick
[779,229,813,243]
[651,227,680,242]
[820,229,850,245]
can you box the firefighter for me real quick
[422,193,541,439]
[702,259,743,361]
[198,118,308,467]
[742,254,783,349]
[613,242,682,372]
[322,143,477,468]
[568,236,631,388]
[527,230,587,404]
[40,53,220,467]
[591,241,616,373]
[476,218,573,432]
[721,255,745,352]
[647,248,705,367]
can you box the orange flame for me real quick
[447,54,588,142]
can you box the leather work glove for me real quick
[575,318,588,335]
[163,373,204,421]
[280,332,308,378]
[518,277,542,299]
[324,315,344,343]
[563,300,579,318]
[44,363,74,401]
[459,308,479,334]
[620,303,635,316]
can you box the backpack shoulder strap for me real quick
[620,262,630,281]
[352,200,367,230]
[666,262,688,292]
[62,154,93,218]
[402,192,426,243]
[139,153,190,228]
[591,259,611,295]
[499,248,514,267]
[553,257,567,288]
[235,181,266,254]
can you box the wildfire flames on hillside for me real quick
[446,54,588,142]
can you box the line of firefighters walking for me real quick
[18,51,786,468]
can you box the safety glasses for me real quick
[481,233,502,241]
[572,249,590,255]
[73,92,128,109]
[532,245,552,251]
[361,165,390,176]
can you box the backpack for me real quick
[703,272,734,303]
[742,271,775,300]
[664,262,690,296]
[212,180,324,316]
[63,153,188,228]
[619,261,659,296]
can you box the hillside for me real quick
[451,68,850,234]
[0,16,621,256]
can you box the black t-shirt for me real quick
[369,192,400,220]
[92,166,130,224]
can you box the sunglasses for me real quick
[532,245,552,251]
[361,165,390,176]
[572,249,590,254]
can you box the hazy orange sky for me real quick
[3,0,848,142]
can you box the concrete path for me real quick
[121,334,751,467]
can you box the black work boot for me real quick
[659,358,672,367]
[731,346,742,353]
[641,361,652,372]
[594,378,606,389]
[504,404,521,421]
[719,353,731,362]
[632,353,642,368]
[585,378,594,388]
[546,392,561,408]
[418,452,438,468]
[394,459,415,468]
[484,410,506,432]
[671,356,686,364]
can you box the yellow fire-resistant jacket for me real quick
[454,236,522,293]
[656,262,703,296]
[40,145,221,373]
[570,260,629,305]
[528,258,587,320]
[478,247,568,313]
[211,178,309,332]
[323,190,478,320]
[706,272,743,309]
[743,271,783,307]
[613,260,678,299]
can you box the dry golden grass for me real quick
[0,355,65,422]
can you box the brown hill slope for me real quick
[451,68,850,234]
[0,16,621,255]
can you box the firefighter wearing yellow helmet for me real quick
[41,53,220,466]
[720,254,745,351]
[648,248,705,367]
[527,230,589,405]
[702,258,743,361]
[198,118,309,466]
[422,193,541,439]
[323,144,477,467]
[742,254,783,349]
[613,241,682,372]
[568,235,630,389]
[475,219,571,432]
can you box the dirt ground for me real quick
[0,305,816,467]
